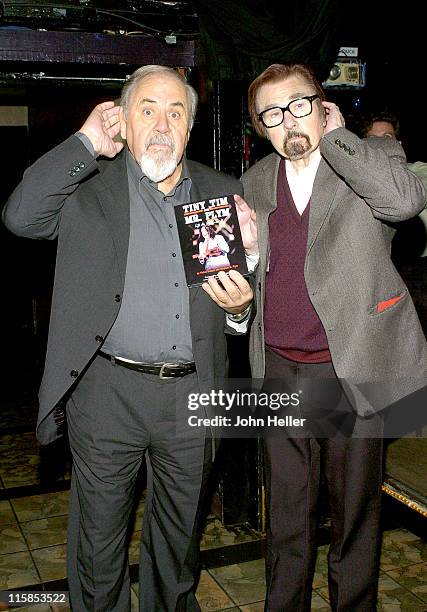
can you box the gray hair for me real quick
[121,65,198,130]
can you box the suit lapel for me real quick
[253,154,280,269]
[253,154,339,264]
[96,152,130,281]
[187,163,206,305]
[187,161,216,201]
[306,159,339,256]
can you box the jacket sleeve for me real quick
[320,128,426,222]
[2,135,98,240]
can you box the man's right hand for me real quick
[79,101,124,158]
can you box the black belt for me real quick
[98,351,196,379]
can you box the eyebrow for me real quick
[260,92,313,112]
[290,91,310,100]
[169,102,186,110]
[138,98,185,110]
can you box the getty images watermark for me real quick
[186,389,306,433]
[177,378,427,439]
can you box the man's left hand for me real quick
[202,270,253,314]
[235,195,258,255]
[322,101,345,135]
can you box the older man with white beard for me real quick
[2,65,253,611]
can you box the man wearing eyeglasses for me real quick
[240,63,427,611]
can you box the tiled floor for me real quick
[1,400,426,611]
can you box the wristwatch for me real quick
[228,305,251,322]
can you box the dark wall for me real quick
[334,2,424,162]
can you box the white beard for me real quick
[139,134,177,183]
[139,152,177,183]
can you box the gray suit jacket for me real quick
[3,135,243,443]
[242,128,427,416]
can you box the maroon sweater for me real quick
[264,160,331,363]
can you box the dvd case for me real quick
[174,194,249,287]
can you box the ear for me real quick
[119,106,127,140]
[322,107,327,127]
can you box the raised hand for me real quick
[322,101,345,135]
[79,101,124,158]
[234,194,258,255]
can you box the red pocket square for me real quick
[377,295,403,313]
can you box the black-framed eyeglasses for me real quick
[258,94,320,128]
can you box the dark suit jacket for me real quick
[242,128,427,416]
[3,135,243,443]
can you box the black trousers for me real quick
[263,347,383,612]
[66,354,209,611]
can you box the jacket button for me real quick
[349,149,355,155]
[335,139,341,145]
[70,370,79,378]
[79,162,85,168]
[69,171,76,176]
[95,335,103,342]
[115,294,121,302]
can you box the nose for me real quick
[154,110,171,133]
[283,109,297,129]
